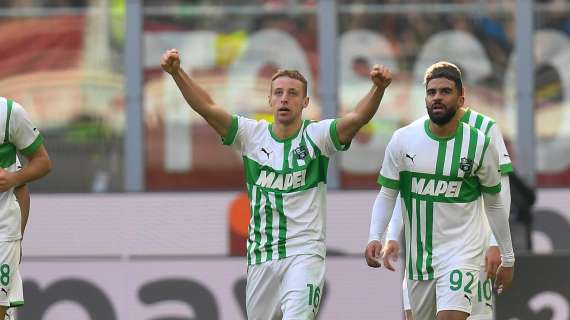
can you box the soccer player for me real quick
[0,97,51,319]
[364,62,514,320]
[161,48,392,319]
[382,103,513,320]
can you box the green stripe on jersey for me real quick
[480,183,501,194]
[474,113,484,130]
[276,193,286,259]
[377,175,399,189]
[263,192,274,261]
[20,135,43,156]
[0,143,16,168]
[415,198,424,280]
[425,201,434,279]
[500,163,513,175]
[330,119,350,151]
[449,123,464,177]
[222,115,238,145]
[251,187,263,264]
[5,99,13,144]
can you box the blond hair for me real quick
[270,69,308,97]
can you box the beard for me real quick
[427,103,457,125]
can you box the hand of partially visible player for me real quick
[494,265,514,294]
[365,240,382,268]
[370,64,392,89]
[160,49,181,75]
[381,240,400,272]
[0,169,17,192]
[485,246,501,279]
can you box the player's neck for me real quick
[272,118,303,141]
[429,112,461,138]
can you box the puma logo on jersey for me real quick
[485,302,493,309]
[260,147,272,159]
[405,153,416,164]
[411,177,462,197]
[1,288,7,296]
[464,294,472,305]
[256,170,306,190]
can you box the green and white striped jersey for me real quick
[378,118,502,280]
[460,108,512,249]
[223,115,348,265]
[0,97,44,241]
[460,108,512,175]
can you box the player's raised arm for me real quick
[161,48,232,138]
[336,64,392,145]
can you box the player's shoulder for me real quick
[462,107,497,134]
[236,115,269,131]
[463,121,490,146]
[304,118,333,135]
[0,97,26,118]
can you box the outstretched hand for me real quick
[370,64,392,89]
[160,48,181,75]
[365,240,383,268]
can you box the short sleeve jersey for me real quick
[378,118,501,280]
[0,98,43,241]
[223,116,349,265]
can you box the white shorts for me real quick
[403,277,411,310]
[0,241,23,308]
[246,254,325,320]
[407,267,479,318]
[467,268,494,320]
[403,267,493,319]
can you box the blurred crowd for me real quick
[0,0,87,7]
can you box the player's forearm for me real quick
[386,193,404,241]
[353,85,386,125]
[14,150,51,187]
[368,187,398,242]
[482,192,515,267]
[489,175,512,246]
[14,185,30,236]
[171,69,232,135]
[337,86,386,144]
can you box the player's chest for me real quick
[399,138,478,177]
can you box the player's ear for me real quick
[303,96,309,109]
[458,95,465,108]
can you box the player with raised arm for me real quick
[364,62,514,320]
[0,97,51,320]
[161,48,391,319]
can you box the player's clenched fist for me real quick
[0,169,16,192]
[364,240,383,268]
[161,49,181,75]
[370,64,392,89]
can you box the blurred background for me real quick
[1,0,569,319]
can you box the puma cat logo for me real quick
[261,147,272,159]
[405,153,416,164]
